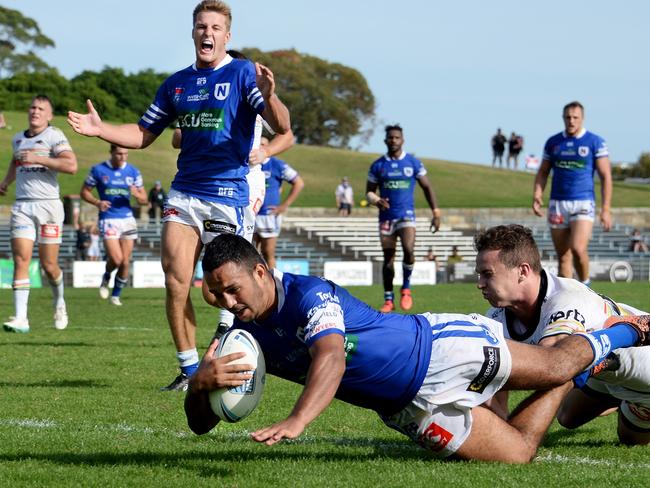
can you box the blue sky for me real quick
[5,0,650,165]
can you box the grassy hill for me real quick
[1,110,649,208]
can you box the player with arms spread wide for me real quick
[67,0,290,391]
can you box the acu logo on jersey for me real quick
[214,83,231,100]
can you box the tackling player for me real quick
[475,224,650,444]
[80,144,148,306]
[533,101,612,284]
[67,0,291,391]
[185,233,650,463]
[366,124,440,312]
[0,95,77,333]
[253,136,304,269]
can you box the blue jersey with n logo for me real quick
[543,129,608,200]
[259,157,299,215]
[139,55,265,206]
[84,161,143,219]
[367,152,426,221]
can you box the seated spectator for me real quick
[629,228,648,253]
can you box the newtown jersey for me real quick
[138,55,265,207]
[367,151,427,221]
[84,161,144,219]
[487,269,633,344]
[543,129,609,201]
[258,157,299,215]
[233,270,433,415]
[12,126,73,200]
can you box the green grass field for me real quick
[1,283,649,486]
[2,110,650,210]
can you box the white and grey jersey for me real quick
[12,126,73,200]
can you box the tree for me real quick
[242,48,376,148]
[0,6,55,78]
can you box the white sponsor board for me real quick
[392,261,437,285]
[133,261,165,288]
[324,261,373,286]
[73,261,117,288]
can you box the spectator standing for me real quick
[75,221,91,260]
[491,128,507,167]
[335,177,354,216]
[507,132,524,169]
[533,101,612,285]
[446,245,463,283]
[148,180,166,222]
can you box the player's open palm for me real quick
[255,63,276,100]
[67,99,103,137]
[251,416,306,445]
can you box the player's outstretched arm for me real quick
[185,339,253,435]
[67,99,158,149]
[251,334,345,446]
[256,63,291,135]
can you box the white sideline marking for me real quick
[537,453,650,469]
[71,326,155,331]
[1,419,57,429]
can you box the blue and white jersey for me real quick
[258,157,299,215]
[367,151,427,221]
[84,161,143,219]
[543,129,609,201]
[233,270,433,416]
[139,55,265,207]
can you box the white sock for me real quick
[13,279,30,320]
[219,309,234,327]
[49,273,65,308]
[177,349,199,367]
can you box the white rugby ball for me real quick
[209,329,265,423]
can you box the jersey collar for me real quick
[103,159,127,170]
[192,53,233,72]
[384,150,406,161]
[272,268,285,312]
[504,269,548,341]
[562,128,587,139]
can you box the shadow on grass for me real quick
[0,379,110,388]
[543,427,616,448]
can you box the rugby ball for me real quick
[209,329,265,423]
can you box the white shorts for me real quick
[379,216,416,237]
[548,199,595,229]
[99,217,138,240]
[587,370,650,430]
[381,313,512,458]
[10,199,64,244]
[243,169,266,242]
[162,189,245,245]
[255,214,282,239]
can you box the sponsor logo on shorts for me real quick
[627,403,650,422]
[163,207,179,218]
[418,422,453,452]
[40,224,60,239]
[467,346,501,394]
[202,220,236,234]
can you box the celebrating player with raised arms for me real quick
[68,0,290,391]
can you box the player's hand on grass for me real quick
[67,99,103,137]
[251,416,306,445]
[189,339,253,392]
